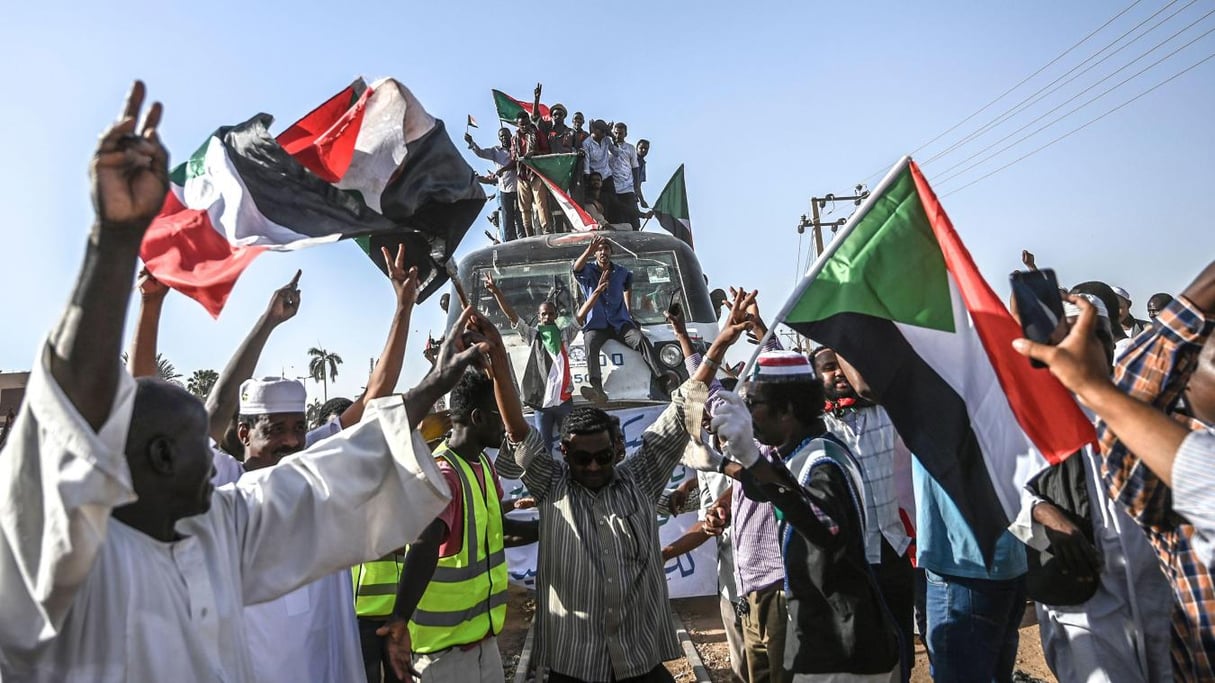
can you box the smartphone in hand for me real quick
[1010,268,1066,368]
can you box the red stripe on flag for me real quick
[759,356,809,367]
[141,192,265,318]
[909,161,1095,464]
[276,83,371,182]
[532,171,597,232]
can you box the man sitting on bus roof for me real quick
[572,234,675,404]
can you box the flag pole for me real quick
[737,156,912,381]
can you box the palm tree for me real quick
[186,369,219,400]
[307,347,343,402]
[120,352,182,384]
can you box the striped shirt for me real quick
[826,406,913,563]
[686,342,790,597]
[1098,295,1214,680]
[495,385,694,681]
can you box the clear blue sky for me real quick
[2,1,1213,401]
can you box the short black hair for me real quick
[753,379,825,425]
[561,406,615,444]
[589,171,603,180]
[318,397,353,424]
[638,138,650,146]
[1148,292,1174,309]
[449,370,496,423]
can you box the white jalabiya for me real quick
[0,348,450,682]
[211,417,357,683]
[1011,445,1172,682]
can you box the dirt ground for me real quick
[502,592,1057,682]
[500,585,537,682]
[669,596,1057,683]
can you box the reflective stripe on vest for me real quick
[408,444,508,653]
[352,552,404,618]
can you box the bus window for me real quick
[473,261,578,332]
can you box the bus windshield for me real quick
[472,252,687,331]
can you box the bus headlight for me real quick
[659,343,683,368]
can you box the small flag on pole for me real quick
[467,114,478,129]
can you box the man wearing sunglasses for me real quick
[488,297,754,683]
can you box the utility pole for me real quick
[796,186,870,260]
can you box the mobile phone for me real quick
[1010,268,1065,369]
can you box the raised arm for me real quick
[126,267,169,378]
[464,132,493,161]
[484,272,519,325]
[575,268,610,326]
[403,307,487,428]
[205,271,301,442]
[2,82,168,651]
[572,234,605,274]
[337,244,419,427]
[1014,281,1213,490]
[51,82,167,427]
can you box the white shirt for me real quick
[1010,445,1172,682]
[211,417,359,683]
[581,135,616,178]
[610,141,639,195]
[470,142,517,193]
[0,350,451,682]
[825,406,913,563]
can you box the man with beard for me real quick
[812,347,916,681]
[210,243,422,683]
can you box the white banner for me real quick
[497,404,719,599]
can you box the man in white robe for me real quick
[0,81,484,683]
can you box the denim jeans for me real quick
[924,570,1026,683]
[531,400,572,453]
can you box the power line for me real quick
[940,48,1215,197]
[923,0,1193,166]
[935,22,1215,185]
[855,0,1148,185]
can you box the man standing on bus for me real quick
[572,235,673,403]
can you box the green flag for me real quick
[651,164,692,246]
[493,89,550,124]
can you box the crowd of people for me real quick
[2,81,1214,683]
[466,84,653,241]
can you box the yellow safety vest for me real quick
[408,443,508,653]
[352,552,404,619]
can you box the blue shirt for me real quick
[574,262,634,331]
[912,460,1026,580]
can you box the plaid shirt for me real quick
[510,125,549,181]
[1098,295,1215,680]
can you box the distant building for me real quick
[0,371,29,445]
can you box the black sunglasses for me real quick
[565,447,614,467]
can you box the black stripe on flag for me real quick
[222,114,399,238]
[793,311,1008,564]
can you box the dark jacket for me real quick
[743,436,900,675]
